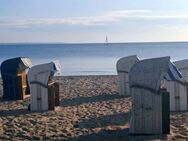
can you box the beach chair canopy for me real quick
[129,56,185,92]
[174,59,188,70]
[174,59,188,81]
[117,55,139,73]
[28,61,61,87]
[1,57,32,75]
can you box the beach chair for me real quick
[116,55,139,96]
[164,59,188,111]
[129,57,185,134]
[28,61,61,111]
[1,57,32,100]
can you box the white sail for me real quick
[105,36,108,45]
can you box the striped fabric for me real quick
[164,62,185,83]
[21,58,32,68]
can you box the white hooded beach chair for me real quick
[129,57,184,135]
[116,55,139,96]
[164,59,188,111]
[28,61,61,111]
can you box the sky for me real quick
[1,0,188,43]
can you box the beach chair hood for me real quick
[1,57,32,75]
[28,61,61,87]
[116,55,139,73]
[174,58,188,70]
[173,59,188,81]
[129,56,185,92]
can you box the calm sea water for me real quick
[0,42,188,76]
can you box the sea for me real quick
[0,42,188,76]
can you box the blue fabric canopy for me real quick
[164,62,185,83]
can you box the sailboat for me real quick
[105,36,109,45]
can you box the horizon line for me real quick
[0,40,188,45]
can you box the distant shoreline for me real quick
[1,40,188,45]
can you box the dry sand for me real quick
[0,75,187,140]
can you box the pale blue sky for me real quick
[1,0,188,43]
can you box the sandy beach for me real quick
[0,75,187,140]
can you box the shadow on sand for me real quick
[66,111,167,141]
[77,112,130,129]
[64,128,167,141]
[61,93,126,107]
[0,108,52,117]
[0,109,30,117]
